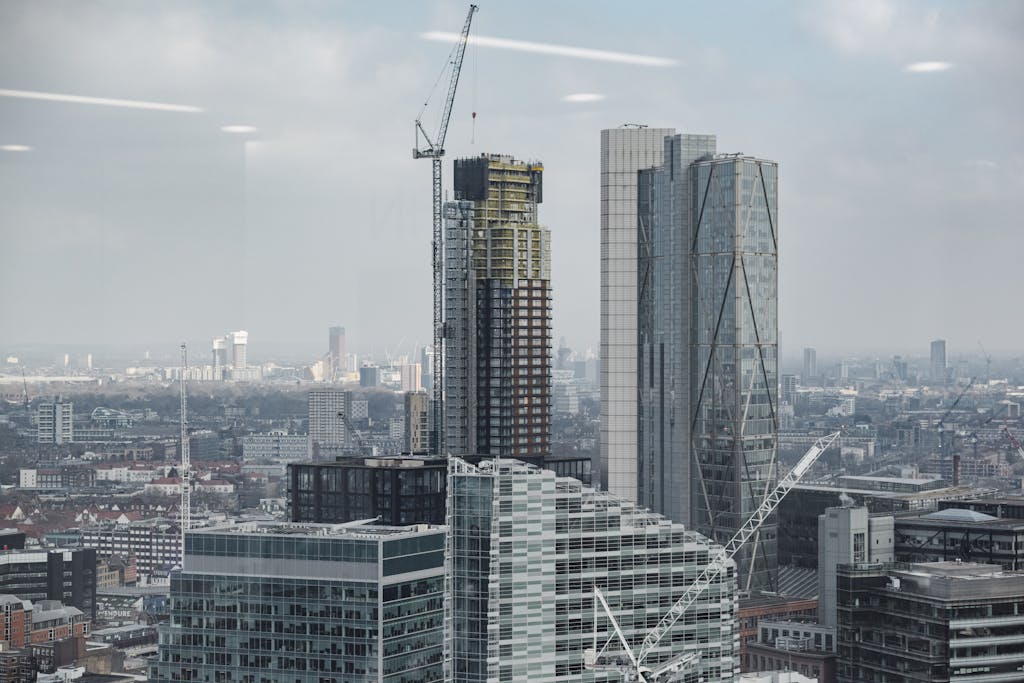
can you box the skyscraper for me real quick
[689,152,779,592]
[600,125,676,499]
[930,338,946,384]
[404,390,430,454]
[637,132,716,525]
[37,400,73,444]
[229,330,248,370]
[211,337,227,379]
[447,458,738,682]
[329,325,346,380]
[445,153,551,460]
[803,347,817,383]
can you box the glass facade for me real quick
[149,523,446,683]
[690,155,779,593]
[446,458,738,683]
[599,127,675,500]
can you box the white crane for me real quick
[179,343,192,564]
[413,4,477,455]
[587,431,841,682]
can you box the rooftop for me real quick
[195,520,445,541]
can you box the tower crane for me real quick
[1003,427,1024,465]
[586,431,841,683]
[413,4,477,455]
[179,343,192,565]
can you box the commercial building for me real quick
[447,457,739,682]
[288,457,447,526]
[307,389,353,459]
[0,549,96,620]
[600,125,675,499]
[404,391,430,454]
[744,620,837,683]
[737,594,818,664]
[445,153,551,460]
[149,521,446,683]
[240,430,308,461]
[37,401,73,444]
[930,339,947,384]
[359,364,380,388]
[817,506,894,627]
[894,507,1024,570]
[837,562,1024,683]
[328,326,346,381]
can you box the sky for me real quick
[0,0,1021,360]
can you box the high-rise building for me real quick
[0,548,97,619]
[837,562,1024,683]
[37,400,73,444]
[445,153,551,460]
[211,337,227,379]
[447,457,739,682]
[404,390,430,454]
[637,132,717,525]
[149,521,446,683]
[229,330,248,370]
[329,326,346,380]
[359,364,380,388]
[600,125,675,499]
[399,363,421,392]
[816,505,893,627]
[780,374,797,404]
[803,348,817,383]
[307,389,353,459]
[930,338,946,384]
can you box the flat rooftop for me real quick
[195,520,445,540]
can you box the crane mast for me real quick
[413,4,477,455]
[179,343,191,564]
[588,431,841,682]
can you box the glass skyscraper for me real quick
[149,522,446,683]
[637,136,780,592]
[446,458,738,683]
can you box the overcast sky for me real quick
[0,0,1021,360]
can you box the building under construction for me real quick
[444,153,551,460]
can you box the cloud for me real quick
[562,93,605,103]
[0,144,32,152]
[0,88,203,112]
[422,32,677,67]
[904,61,953,73]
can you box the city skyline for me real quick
[2,1,1022,354]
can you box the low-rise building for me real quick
[240,431,308,461]
[745,620,837,683]
[80,520,179,577]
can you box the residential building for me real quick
[359,364,380,388]
[0,549,96,619]
[229,330,248,371]
[600,125,675,499]
[445,153,551,460]
[307,389,353,459]
[288,457,446,526]
[241,430,309,461]
[837,562,1024,683]
[211,336,227,379]
[817,506,894,627]
[79,519,179,577]
[447,457,739,682]
[780,375,797,405]
[930,339,946,384]
[636,132,717,527]
[37,401,73,444]
[328,326,346,380]
[404,391,430,454]
[149,521,446,683]
[399,364,421,393]
[0,595,30,648]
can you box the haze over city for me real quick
[1,0,1021,357]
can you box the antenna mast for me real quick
[179,343,191,564]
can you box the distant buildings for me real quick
[288,457,447,526]
[307,389,353,459]
[359,364,379,388]
[80,519,179,577]
[37,401,73,444]
[403,391,430,454]
[447,458,739,682]
[150,521,446,683]
[930,338,947,384]
[837,562,1024,683]
[803,348,817,383]
[241,430,308,461]
[445,153,551,460]
[328,325,346,380]
[399,363,421,392]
